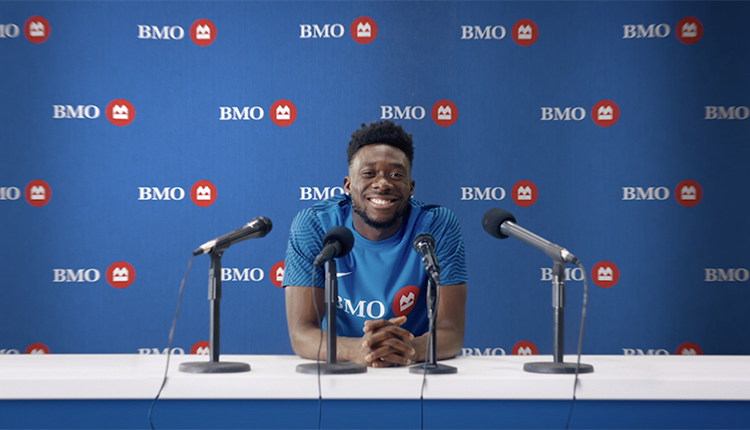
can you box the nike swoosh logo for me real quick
[336,272,352,278]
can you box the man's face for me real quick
[344,144,414,238]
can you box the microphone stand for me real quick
[410,276,456,374]
[179,250,251,373]
[296,259,366,374]
[523,260,593,374]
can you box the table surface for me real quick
[1,354,749,401]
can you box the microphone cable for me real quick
[148,254,194,430]
[564,260,589,430]
[418,283,438,430]
[311,268,324,430]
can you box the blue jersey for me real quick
[282,194,467,337]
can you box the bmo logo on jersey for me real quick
[392,286,420,317]
[138,180,217,207]
[511,341,538,355]
[137,19,216,46]
[299,186,345,201]
[338,296,386,319]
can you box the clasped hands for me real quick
[356,315,418,368]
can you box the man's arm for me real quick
[285,285,416,366]
[361,282,467,366]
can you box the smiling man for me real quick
[282,121,467,367]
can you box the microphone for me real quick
[193,216,273,256]
[482,208,579,264]
[413,233,440,286]
[313,226,354,268]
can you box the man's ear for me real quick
[344,176,351,195]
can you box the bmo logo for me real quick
[380,99,458,127]
[622,180,701,207]
[622,348,669,356]
[511,341,538,355]
[25,180,51,207]
[541,267,585,282]
[591,261,619,288]
[338,296,386,319]
[704,268,749,282]
[53,262,135,289]
[24,16,50,43]
[704,106,749,120]
[300,186,345,201]
[460,186,506,201]
[299,17,376,44]
[460,19,537,45]
[138,348,185,355]
[53,99,135,126]
[137,19,216,46]
[138,180,217,207]
[0,348,21,354]
[270,261,285,288]
[461,347,506,356]
[25,343,50,354]
[190,341,210,355]
[0,23,21,39]
[622,17,702,44]
[392,285,420,317]
[221,267,265,282]
[511,180,537,207]
[219,100,296,126]
[675,342,702,355]
[541,100,618,126]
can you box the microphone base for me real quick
[523,361,594,374]
[296,361,367,374]
[178,361,251,374]
[409,362,457,374]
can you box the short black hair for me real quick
[347,120,414,167]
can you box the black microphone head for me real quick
[322,226,354,258]
[413,233,435,252]
[482,208,516,239]
[252,216,273,237]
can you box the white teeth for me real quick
[370,198,392,206]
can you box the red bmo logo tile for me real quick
[351,17,377,44]
[592,261,619,288]
[512,19,537,46]
[25,180,51,207]
[24,16,49,43]
[675,180,701,207]
[191,180,216,207]
[511,341,538,355]
[676,17,702,45]
[106,261,135,289]
[591,100,619,127]
[191,19,216,46]
[106,99,135,126]
[271,100,297,127]
[392,285,420,317]
[431,100,457,127]
[511,180,537,207]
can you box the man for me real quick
[283,120,467,367]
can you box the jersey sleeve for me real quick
[282,208,327,287]
[429,207,468,286]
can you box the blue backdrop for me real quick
[1,1,748,357]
